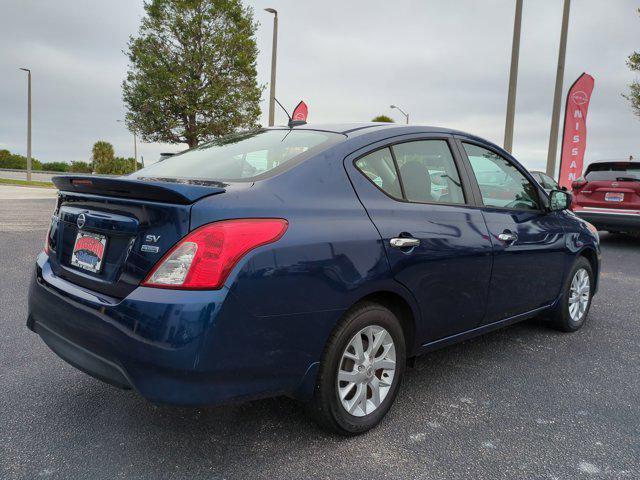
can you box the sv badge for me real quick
[142,234,161,253]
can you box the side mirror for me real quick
[571,178,586,190]
[549,189,572,211]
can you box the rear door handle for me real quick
[498,232,518,243]
[390,237,420,248]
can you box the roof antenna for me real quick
[274,98,308,128]
[274,98,292,126]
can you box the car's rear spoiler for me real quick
[51,175,227,205]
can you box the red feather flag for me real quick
[558,73,595,189]
[292,101,308,122]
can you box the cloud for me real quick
[1,0,638,171]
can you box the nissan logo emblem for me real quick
[571,91,589,106]
[77,213,86,229]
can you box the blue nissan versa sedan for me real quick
[28,123,600,435]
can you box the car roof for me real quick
[265,123,517,167]
[266,123,467,137]
[585,161,640,172]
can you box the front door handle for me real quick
[498,232,518,243]
[390,237,420,248]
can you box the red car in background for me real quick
[571,161,640,234]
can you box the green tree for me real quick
[372,115,394,123]
[624,9,640,118]
[70,161,93,173]
[122,0,262,148]
[41,162,70,172]
[92,141,115,174]
[0,149,42,170]
[112,157,143,175]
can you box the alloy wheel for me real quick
[336,325,396,417]
[568,268,590,322]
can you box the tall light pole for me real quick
[265,8,278,127]
[390,104,409,124]
[117,120,138,172]
[133,131,138,171]
[503,0,523,153]
[546,0,571,177]
[19,68,32,182]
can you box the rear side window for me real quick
[585,163,640,181]
[136,129,342,181]
[393,140,465,204]
[355,148,402,199]
[463,143,540,210]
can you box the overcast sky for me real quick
[1,0,639,172]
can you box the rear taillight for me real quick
[571,177,587,190]
[142,219,288,290]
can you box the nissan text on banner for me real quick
[558,73,595,189]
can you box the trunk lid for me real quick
[47,176,228,299]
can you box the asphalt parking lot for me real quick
[1,188,639,480]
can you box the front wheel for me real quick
[310,302,406,435]
[549,257,594,332]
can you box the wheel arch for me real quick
[293,287,419,402]
[577,246,599,292]
[349,290,419,357]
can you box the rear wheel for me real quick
[310,302,405,435]
[548,257,594,332]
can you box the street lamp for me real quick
[265,8,278,127]
[19,67,32,181]
[117,120,138,172]
[390,104,409,124]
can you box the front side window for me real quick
[136,129,342,181]
[463,143,540,210]
[392,140,465,204]
[538,172,559,190]
[354,148,402,198]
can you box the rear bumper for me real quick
[573,207,640,232]
[28,253,335,405]
[35,320,132,389]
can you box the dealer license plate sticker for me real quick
[70,231,107,273]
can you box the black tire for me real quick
[310,302,406,435]
[548,257,594,332]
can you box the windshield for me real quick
[136,129,343,181]
[585,163,640,181]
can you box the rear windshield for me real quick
[135,129,343,182]
[585,163,640,181]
